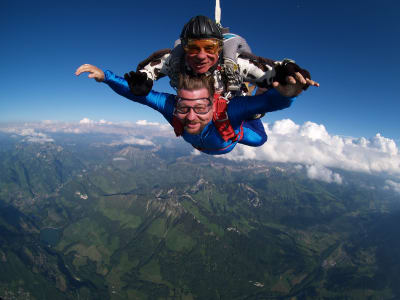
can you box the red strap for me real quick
[212,94,238,142]
[172,115,184,137]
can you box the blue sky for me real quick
[1,0,399,141]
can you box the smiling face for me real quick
[175,88,213,135]
[184,39,221,74]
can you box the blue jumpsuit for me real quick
[104,70,295,155]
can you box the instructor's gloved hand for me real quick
[124,71,153,96]
[274,61,312,91]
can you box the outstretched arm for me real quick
[75,64,132,98]
[228,89,295,128]
[238,54,319,91]
[228,70,316,126]
[75,64,175,121]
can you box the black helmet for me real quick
[180,15,223,45]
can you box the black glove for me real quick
[274,61,311,91]
[124,71,153,96]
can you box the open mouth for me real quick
[185,122,200,130]
[194,62,207,69]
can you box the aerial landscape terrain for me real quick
[0,122,399,300]
[3,1,400,298]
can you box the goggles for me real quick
[183,39,222,55]
[174,96,212,115]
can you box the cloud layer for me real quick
[1,118,173,137]
[8,128,54,144]
[2,118,400,189]
[306,164,343,184]
[385,180,400,194]
[120,137,154,146]
[225,119,400,179]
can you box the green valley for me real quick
[0,131,399,299]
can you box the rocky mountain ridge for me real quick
[0,132,399,299]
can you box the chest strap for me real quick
[172,115,184,137]
[212,93,240,142]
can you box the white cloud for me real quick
[99,119,113,125]
[224,119,400,176]
[191,149,201,156]
[25,136,54,143]
[357,133,398,155]
[79,118,113,125]
[384,180,400,194]
[66,128,84,134]
[1,120,175,139]
[122,136,154,146]
[135,120,171,132]
[13,128,54,143]
[19,128,36,136]
[3,119,399,179]
[306,164,343,184]
[79,118,95,125]
[136,120,160,126]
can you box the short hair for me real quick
[178,74,215,100]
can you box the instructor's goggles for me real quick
[183,39,222,55]
[175,97,212,115]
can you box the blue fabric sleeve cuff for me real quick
[267,88,297,101]
[103,70,113,84]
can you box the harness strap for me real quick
[172,115,184,137]
[212,93,239,142]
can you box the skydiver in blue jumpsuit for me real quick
[75,64,314,155]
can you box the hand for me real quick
[273,72,319,97]
[124,71,153,96]
[273,61,319,96]
[75,64,105,82]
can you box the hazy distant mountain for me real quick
[0,130,399,300]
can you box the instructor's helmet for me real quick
[180,15,223,46]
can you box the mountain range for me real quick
[0,130,399,300]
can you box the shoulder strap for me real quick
[172,115,184,137]
[212,94,241,142]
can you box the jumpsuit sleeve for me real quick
[136,49,172,81]
[227,89,295,128]
[237,53,278,88]
[103,70,175,123]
